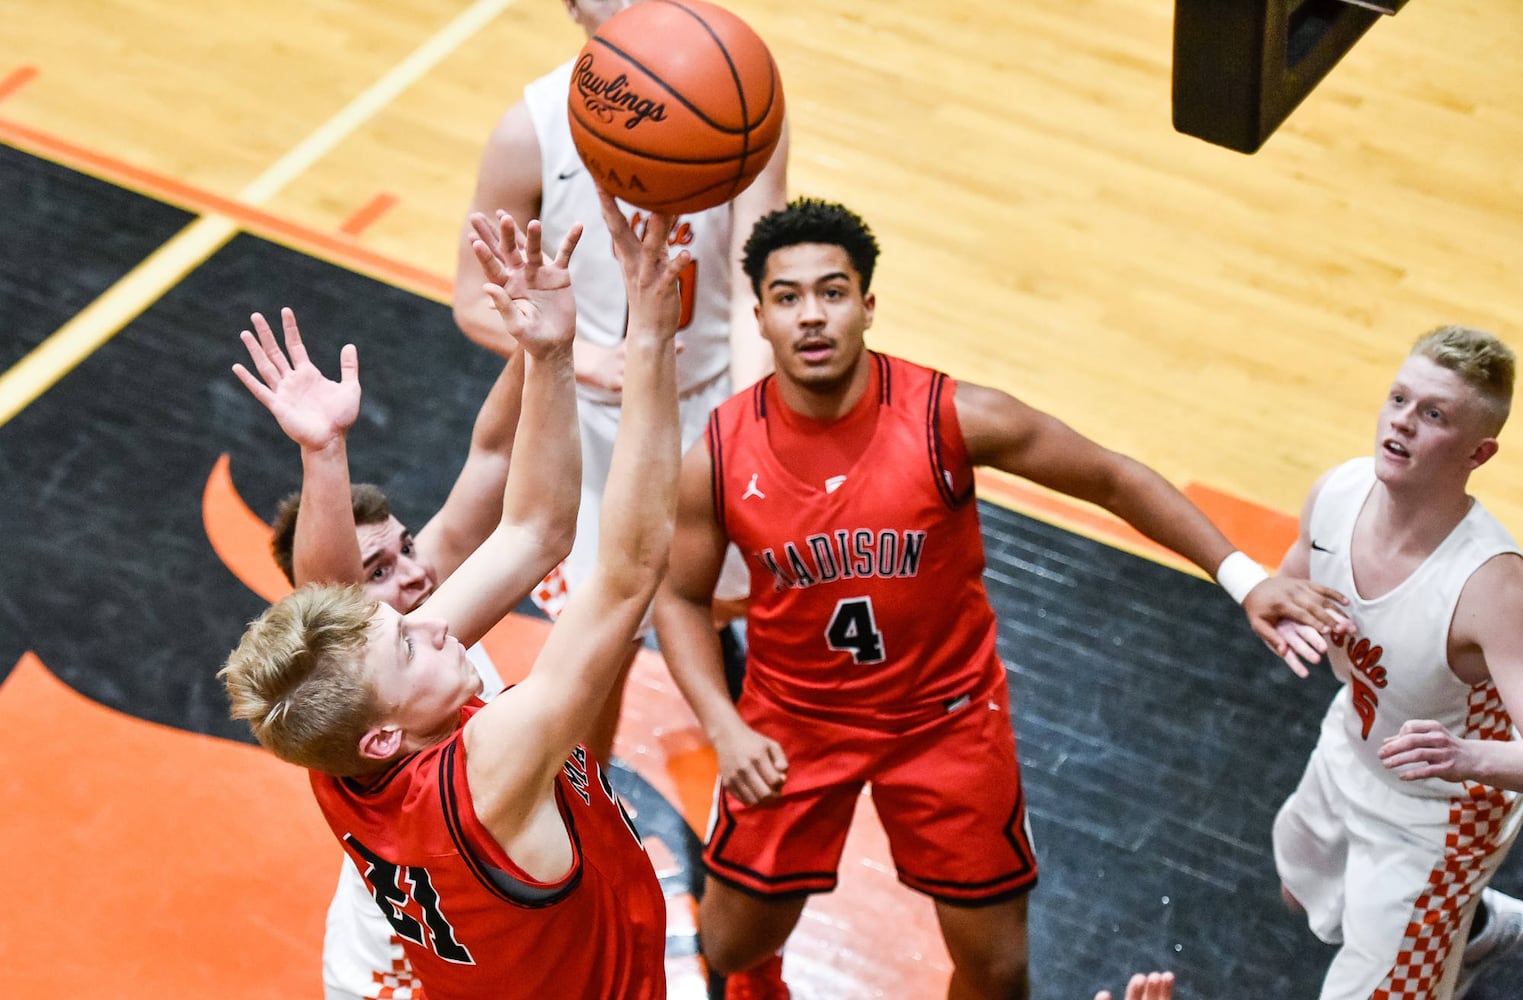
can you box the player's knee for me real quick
[953,950,1028,1000]
[1281,882,1305,914]
[699,929,768,976]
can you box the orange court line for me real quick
[339,191,400,237]
[0,66,38,104]
[973,470,1297,575]
[2,116,1302,572]
[0,116,451,302]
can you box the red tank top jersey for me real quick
[310,700,666,1000]
[709,352,1004,727]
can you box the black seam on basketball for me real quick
[656,0,754,204]
[586,34,752,137]
[569,94,777,165]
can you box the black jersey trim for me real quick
[440,741,584,908]
[751,374,771,420]
[925,371,972,509]
[707,410,726,536]
[341,752,413,795]
[704,793,838,896]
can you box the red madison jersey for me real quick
[310,700,665,1000]
[709,352,1005,727]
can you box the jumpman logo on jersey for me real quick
[825,475,847,494]
[743,473,765,500]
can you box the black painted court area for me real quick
[2,144,1519,999]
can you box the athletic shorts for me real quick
[533,374,747,625]
[1273,714,1520,1000]
[704,681,1038,906]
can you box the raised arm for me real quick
[464,190,686,838]
[232,308,364,587]
[725,118,789,391]
[955,381,1347,667]
[1378,553,1523,790]
[413,211,582,647]
[412,350,527,583]
[653,442,788,805]
[452,102,544,355]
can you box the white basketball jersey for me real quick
[525,60,736,405]
[1309,457,1521,799]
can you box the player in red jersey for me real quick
[653,198,1352,1000]
[220,190,685,1000]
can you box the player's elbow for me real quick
[600,529,674,605]
[542,517,576,569]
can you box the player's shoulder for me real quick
[1455,549,1523,649]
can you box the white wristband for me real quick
[1217,550,1269,605]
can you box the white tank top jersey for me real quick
[524,59,738,406]
[1309,456,1522,799]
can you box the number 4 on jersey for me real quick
[826,596,886,664]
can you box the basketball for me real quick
[567,0,785,215]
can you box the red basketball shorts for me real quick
[704,681,1038,906]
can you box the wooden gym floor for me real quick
[1,1,1521,997]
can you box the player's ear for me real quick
[1468,437,1500,470]
[359,725,403,762]
[862,291,875,330]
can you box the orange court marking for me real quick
[340,192,401,237]
[203,453,293,603]
[0,66,38,103]
[974,469,1298,574]
[0,653,335,998]
[0,116,451,302]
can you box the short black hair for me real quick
[742,197,880,299]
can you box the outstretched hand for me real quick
[595,187,688,340]
[469,210,581,360]
[232,308,359,451]
[1243,577,1351,677]
[1095,971,1175,1000]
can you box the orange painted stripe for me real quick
[1181,481,1298,570]
[0,66,38,103]
[0,116,451,302]
[974,470,1298,576]
[339,191,399,237]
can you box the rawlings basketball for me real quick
[567,0,785,215]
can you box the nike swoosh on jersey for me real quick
[556,167,583,181]
[1310,540,1334,553]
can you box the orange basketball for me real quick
[567,0,785,215]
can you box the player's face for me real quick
[356,516,437,614]
[1374,355,1496,485]
[754,243,876,395]
[564,0,638,35]
[363,602,483,753]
